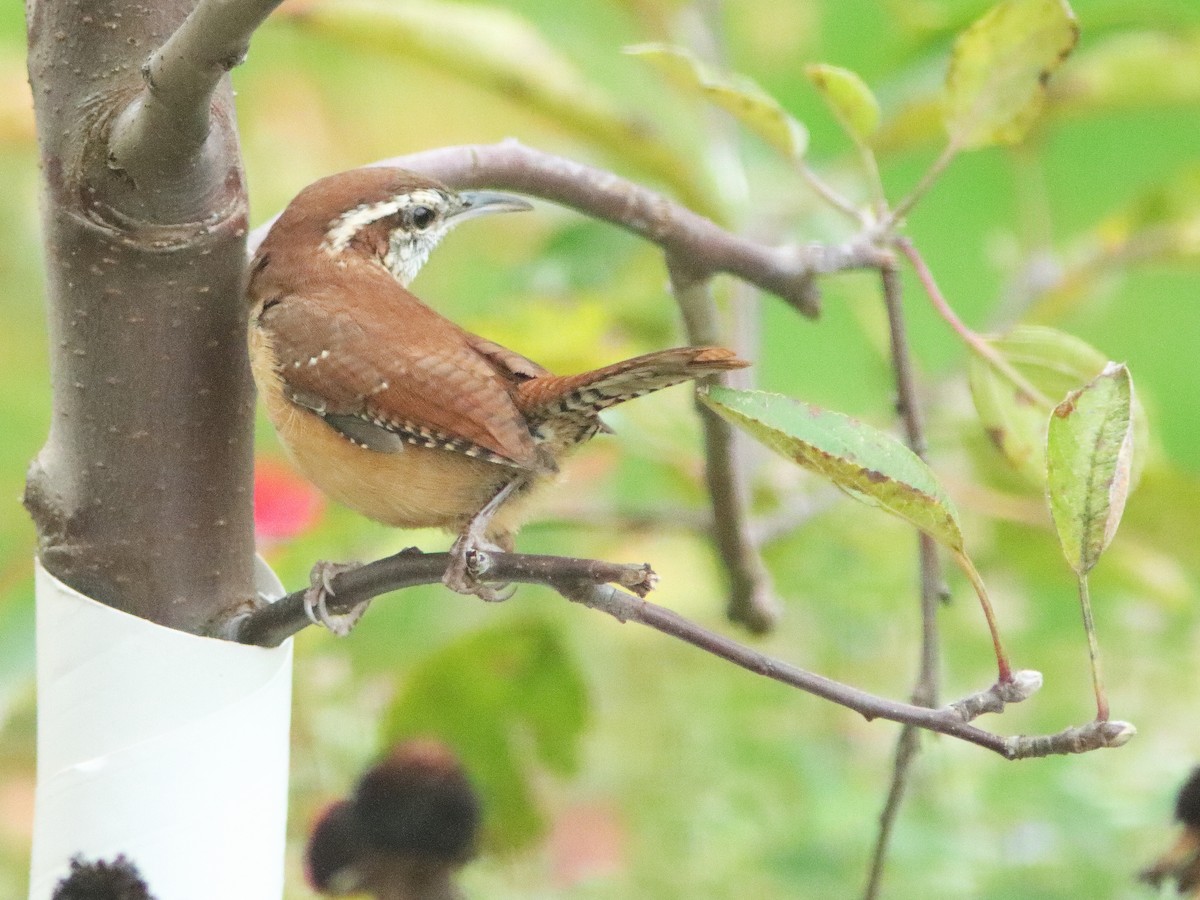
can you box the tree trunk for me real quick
[23,0,257,633]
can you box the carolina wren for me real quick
[248,167,748,615]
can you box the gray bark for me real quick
[23,0,266,634]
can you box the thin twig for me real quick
[857,143,889,221]
[864,725,920,900]
[108,0,285,173]
[879,140,960,233]
[879,262,944,701]
[798,163,867,224]
[664,4,775,632]
[894,238,1053,408]
[667,264,779,633]
[863,262,947,900]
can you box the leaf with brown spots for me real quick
[944,0,1079,149]
[701,387,964,552]
[1046,363,1135,575]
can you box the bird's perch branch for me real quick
[108,0,285,175]
[230,547,1132,759]
[231,550,657,647]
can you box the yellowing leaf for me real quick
[969,327,1148,489]
[286,0,711,215]
[1052,31,1200,112]
[627,43,808,159]
[701,386,962,551]
[1046,363,1135,575]
[944,0,1079,149]
[872,95,945,154]
[1082,164,1200,264]
[970,326,1106,484]
[805,63,881,140]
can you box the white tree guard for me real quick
[28,559,294,899]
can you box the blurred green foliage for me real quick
[3,0,1200,897]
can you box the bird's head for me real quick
[263,167,532,287]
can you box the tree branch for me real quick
[248,141,887,316]
[231,550,657,647]
[894,237,1052,408]
[108,0,285,175]
[879,263,945,705]
[864,261,946,900]
[667,264,779,632]
[230,547,1131,759]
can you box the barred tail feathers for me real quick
[516,346,749,423]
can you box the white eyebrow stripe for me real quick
[321,189,448,255]
[322,199,406,253]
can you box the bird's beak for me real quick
[451,190,534,223]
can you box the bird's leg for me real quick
[305,560,369,636]
[444,477,525,601]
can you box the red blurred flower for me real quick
[254,456,324,543]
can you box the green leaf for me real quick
[701,386,962,551]
[627,43,808,159]
[805,63,881,141]
[1120,164,1200,233]
[872,95,945,154]
[969,327,1148,488]
[944,0,1079,149]
[1081,164,1200,264]
[285,0,712,217]
[382,619,588,852]
[970,326,1107,484]
[1046,363,1135,575]
[1053,31,1200,113]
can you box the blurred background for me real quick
[3,0,1200,896]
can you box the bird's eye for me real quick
[409,205,436,230]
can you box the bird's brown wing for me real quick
[259,291,541,469]
[465,334,550,382]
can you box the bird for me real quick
[306,740,480,900]
[1140,766,1200,895]
[247,167,748,625]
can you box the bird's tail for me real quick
[516,346,748,434]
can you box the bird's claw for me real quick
[305,560,369,636]
[443,540,515,602]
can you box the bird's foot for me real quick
[443,537,516,602]
[305,560,369,636]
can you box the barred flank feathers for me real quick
[517,347,748,423]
